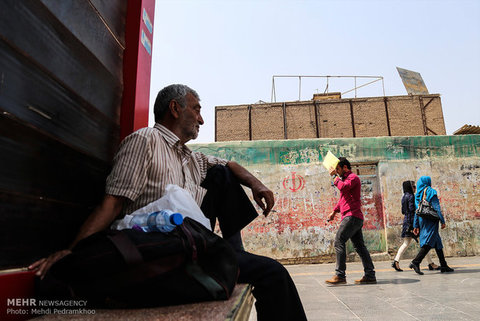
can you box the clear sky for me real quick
[149,0,480,143]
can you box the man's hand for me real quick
[329,168,336,176]
[28,249,72,279]
[327,211,336,222]
[413,228,419,236]
[251,182,275,217]
[28,195,124,279]
[441,223,446,229]
[226,161,275,217]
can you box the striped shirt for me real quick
[106,123,229,217]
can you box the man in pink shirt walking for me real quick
[325,157,376,285]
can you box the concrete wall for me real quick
[190,135,480,262]
[215,94,446,141]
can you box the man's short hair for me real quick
[338,157,351,170]
[153,84,200,122]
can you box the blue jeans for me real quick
[335,216,375,278]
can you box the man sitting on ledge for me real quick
[30,84,307,321]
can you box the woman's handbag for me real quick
[415,189,440,222]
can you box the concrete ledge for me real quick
[226,284,254,321]
[38,284,253,321]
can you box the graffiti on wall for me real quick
[282,172,306,192]
[191,135,480,260]
[241,163,386,258]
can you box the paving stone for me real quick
[268,256,480,321]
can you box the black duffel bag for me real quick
[50,217,238,308]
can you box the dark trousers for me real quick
[201,165,307,321]
[412,245,448,267]
[334,216,375,278]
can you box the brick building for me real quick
[215,94,446,141]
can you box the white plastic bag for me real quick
[111,184,212,231]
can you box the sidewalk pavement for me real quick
[251,256,480,321]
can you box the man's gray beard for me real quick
[191,130,199,140]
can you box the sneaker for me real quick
[325,275,346,285]
[409,262,424,275]
[355,276,377,284]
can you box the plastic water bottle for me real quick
[130,210,183,233]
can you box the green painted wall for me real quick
[190,135,479,165]
[190,135,480,262]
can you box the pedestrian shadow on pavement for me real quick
[442,268,480,274]
[376,278,420,285]
[326,279,420,287]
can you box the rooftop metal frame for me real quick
[270,75,385,103]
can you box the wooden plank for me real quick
[0,40,119,162]
[0,191,90,269]
[0,113,108,268]
[89,0,127,47]
[39,0,125,78]
[0,0,123,121]
[0,112,109,205]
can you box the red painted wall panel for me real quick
[121,0,155,140]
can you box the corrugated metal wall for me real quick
[0,0,126,268]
